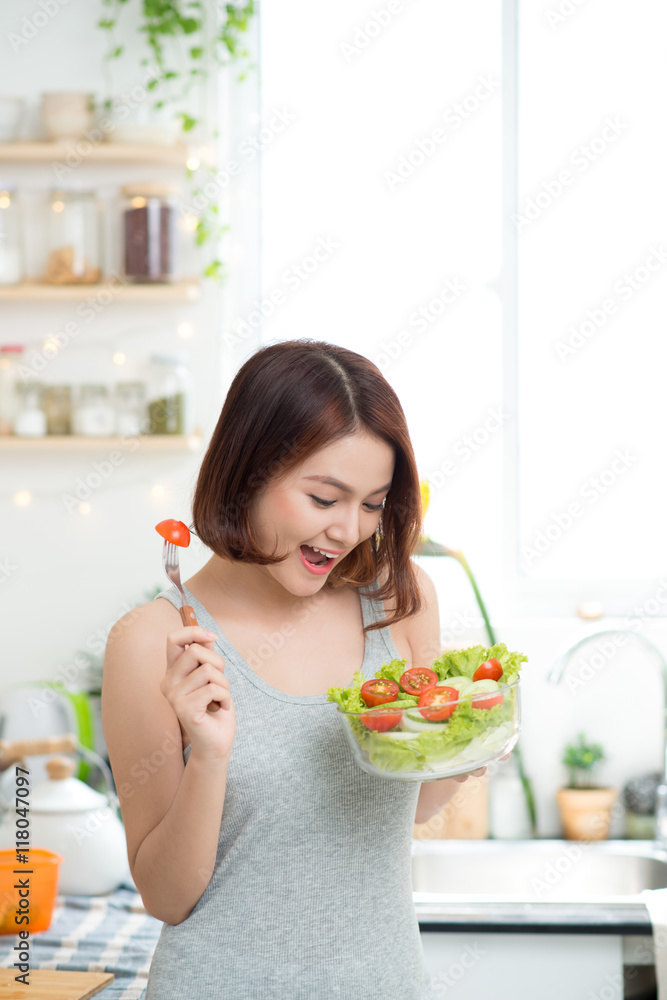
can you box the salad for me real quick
[327,643,527,779]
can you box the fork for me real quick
[162,541,221,713]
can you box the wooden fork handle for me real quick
[180,605,198,627]
[179,605,221,714]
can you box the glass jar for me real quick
[147,353,191,435]
[72,385,115,437]
[14,383,47,438]
[114,381,146,437]
[0,345,25,434]
[43,385,72,435]
[121,184,178,283]
[0,187,24,286]
[46,188,102,284]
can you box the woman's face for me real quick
[250,431,395,596]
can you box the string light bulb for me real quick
[13,490,32,507]
[112,352,126,366]
[78,502,92,515]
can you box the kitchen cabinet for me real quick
[420,930,624,1000]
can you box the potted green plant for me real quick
[557,733,617,841]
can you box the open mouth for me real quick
[300,544,335,568]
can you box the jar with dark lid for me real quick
[121,183,178,283]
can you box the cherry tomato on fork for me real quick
[399,667,438,696]
[360,679,400,708]
[156,519,191,547]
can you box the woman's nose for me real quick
[326,506,361,550]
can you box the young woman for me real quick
[102,339,485,1000]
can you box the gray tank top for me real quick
[144,580,435,1000]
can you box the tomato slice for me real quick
[360,708,403,732]
[417,686,459,721]
[399,667,438,696]
[473,658,503,682]
[472,691,504,710]
[360,679,400,708]
[156,519,191,548]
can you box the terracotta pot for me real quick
[556,787,617,841]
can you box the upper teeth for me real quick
[312,547,336,556]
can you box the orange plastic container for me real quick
[0,849,63,934]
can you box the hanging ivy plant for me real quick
[98,0,256,281]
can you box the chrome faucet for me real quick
[548,626,667,850]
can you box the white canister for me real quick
[0,97,23,142]
[488,757,533,839]
[0,757,131,895]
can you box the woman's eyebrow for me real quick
[302,475,392,495]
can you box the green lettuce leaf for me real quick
[374,658,407,686]
[432,642,528,685]
[366,732,425,773]
[326,669,367,713]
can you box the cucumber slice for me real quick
[401,712,449,733]
[470,679,500,694]
[437,676,473,695]
[381,730,421,740]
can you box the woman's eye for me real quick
[309,495,384,512]
[309,495,335,508]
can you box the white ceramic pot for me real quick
[0,756,130,895]
[42,92,94,140]
[0,97,23,142]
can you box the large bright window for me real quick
[250,0,667,617]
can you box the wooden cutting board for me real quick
[0,968,114,999]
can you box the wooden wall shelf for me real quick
[0,280,200,302]
[0,141,189,165]
[0,435,203,451]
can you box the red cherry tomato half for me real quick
[417,686,459,721]
[360,709,403,732]
[399,667,438,696]
[473,658,503,683]
[360,679,400,708]
[155,519,191,547]
[472,691,504,710]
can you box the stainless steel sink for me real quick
[412,839,667,929]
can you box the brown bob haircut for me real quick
[192,339,424,632]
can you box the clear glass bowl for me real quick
[335,682,521,782]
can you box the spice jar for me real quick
[46,188,102,284]
[147,353,191,435]
[122,184,178,283]
[114,381,146,437]
[43,385,72,435]
[0,187,24,286]
[72,385,115,437]
[0,345,25,433]
[14,383,47,438]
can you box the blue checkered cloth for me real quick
[0,886,163,999]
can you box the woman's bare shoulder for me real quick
[104,596,182,655]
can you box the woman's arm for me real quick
[404,565,485,825]
[101,600,235,924]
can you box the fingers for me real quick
[452,766,488,783]
[166,627,224,675]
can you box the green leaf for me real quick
[179,112,197,132]
[190,46,204,58]
[111,45,124,58]
[98,19,115,29]
[146,79,159,90]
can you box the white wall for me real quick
[0,2,256,692]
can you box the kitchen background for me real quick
[0,0,665,842]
